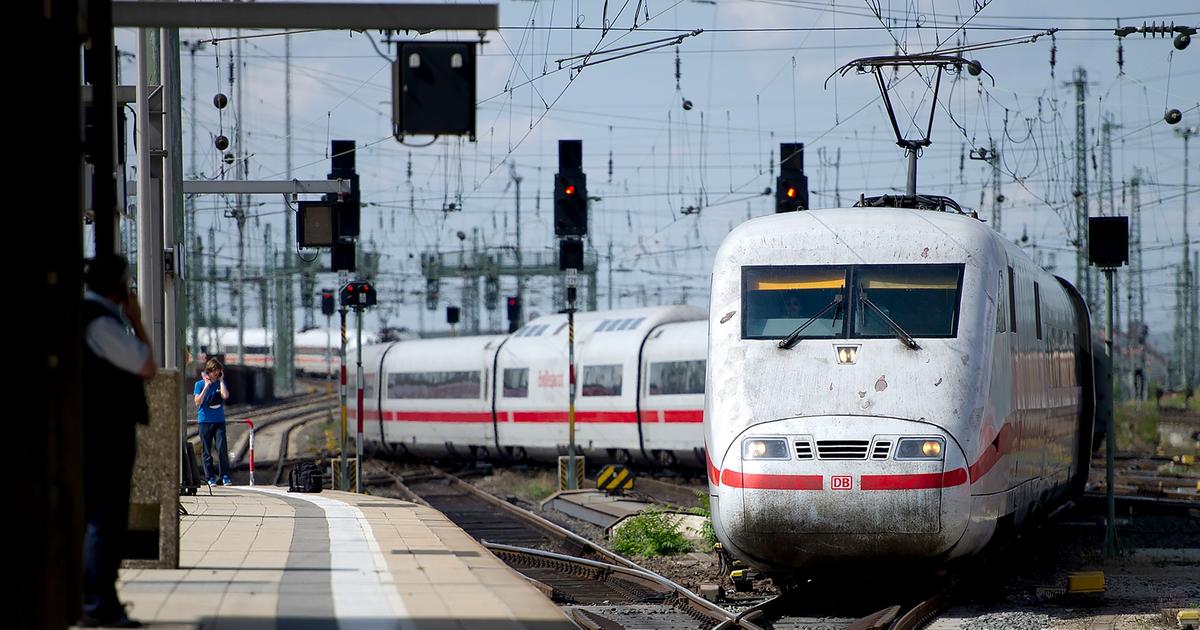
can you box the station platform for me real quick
[109,487,575,629]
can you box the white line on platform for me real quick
[244,487,414,630]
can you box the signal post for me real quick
[555,140,588,490]
[340,280,377,493]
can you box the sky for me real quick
[112,0,1199,350]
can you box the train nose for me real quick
[713,415,970,569]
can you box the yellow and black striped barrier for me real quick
[597,464,633,493]
[558,456,585,491]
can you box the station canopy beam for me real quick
[111,2,499,31]
[182,179,352,195]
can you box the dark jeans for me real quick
[82,421,136,621]
[198,422,230,481]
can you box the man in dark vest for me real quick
[79,255,155,628]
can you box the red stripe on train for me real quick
[860,468,968,490]
[720,469,823,490]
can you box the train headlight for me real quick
[742,438,790,460]
[835,345,859,365]
[895,437,945,460]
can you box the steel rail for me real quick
[483,542,762,630]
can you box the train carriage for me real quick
[704,207,1094,573]
[638,319,708,467]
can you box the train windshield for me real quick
[742,266,848,339]
[852,265,963,338]
[741,264,963,340]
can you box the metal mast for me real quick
[1176,126,1196,390]
[278,31,296,394]
[989,140,1003,234]
[1068,68,1094,322]
[510,163,525,327]
[234,32,247,365]
[1128,170,1144,343]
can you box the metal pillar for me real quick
[339,304,349,491]
[566,269,578,490]
[136,28,164,359]
[1068,68,1094,323]
[511,163,525,327]
[1103,268,1119,557]
[355,307,364,494]
[1177,127,1195,390]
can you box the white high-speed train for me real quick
[705,206,1097,574]
[353,306,710,466]
[197,327,374,377]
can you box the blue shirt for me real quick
[194,380,226,423]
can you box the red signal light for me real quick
[564,184,576,196]
[786,187,797,199]
[507,297,517,307]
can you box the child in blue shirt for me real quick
[194,359,231,486]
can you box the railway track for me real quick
[364,463,754,628]
[363,463,963,629]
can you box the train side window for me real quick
[648,360,706,395]
[387,371,481,399]
[503,368,529,398]
[1034,282,1042,340]
[1007,266,1017,334]
[581,364,623,396]
[996,271,1006,333]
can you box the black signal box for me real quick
[559,239,584,271]
[506,296,520,333]
[320,289,336,316]
[339,280,377,308]
[298,201,337,248]
[446,306,460,325]
[395,42,477,139]
[776,142,809,213]
[1088,216,1129,268]
[331,241,356,272]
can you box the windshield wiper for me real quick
[859,290,920,350]
[778,295,843,350]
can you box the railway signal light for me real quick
[554,140,588,237]
[506,296,520,333]
[321,289,336,316]
[339,280,376,308]
[775,142,810,213]
[446,306,460,325]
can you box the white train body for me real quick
[706,208,1095,573]
[198,327,377,377]
[354,306,710,466]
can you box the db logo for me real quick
[831,475,853,490]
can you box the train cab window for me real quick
[581,364,623,396]
[503,368,529,398]
[387,371,481,399]
[852,265,964,338]
[741,266,848,339]
[648,360,705,395]
[1034,282,1042,340]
